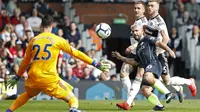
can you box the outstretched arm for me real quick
[7,38,34,89]
[17,39,34,77]
[59,37,110,71]
[155,41,176,58]
[112,51,138,66]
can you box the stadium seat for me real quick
[74,16,80,24]
[70,8,75,21]
[86,37,92,51]
[78,23,84,32]
[95,49,102,60]
[64,1,72,17]
[81,31,87,48]
[85,29,90,37]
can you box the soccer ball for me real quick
[95,23,111,39]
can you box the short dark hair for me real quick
[19,14,26,19]
[148,0,160,3]
[135,1,145,5]
[134,1,145,8]
[42,15,54,28]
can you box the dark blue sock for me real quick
[6,109,12,112]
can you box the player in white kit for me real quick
[144,0,197,103]
[115,24,174,111]
[116,0,197,111]
[119,1,147,107]
[117,1,173,110]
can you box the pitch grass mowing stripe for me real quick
[1,100,200,112]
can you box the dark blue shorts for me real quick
[141,60,162,86]
[158,53,169,75]
[144,60,162,78]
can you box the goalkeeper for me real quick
[6,15,110,112]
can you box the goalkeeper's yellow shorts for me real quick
[25,78,73,100]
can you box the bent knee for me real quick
[144,72,156,85]
[141,87,152,97]
[161,75,170,85]
[143,72,153,80]
[120,73,129,78]
[163,79,169,85]
[136,73,143,79]
[63,91,75,101]
[120,63,132,78]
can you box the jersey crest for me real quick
[141,17,147,23]
[147,65,152,69]
[156,16,161,22]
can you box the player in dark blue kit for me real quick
[112,24,176,111]
[146,0,196,103]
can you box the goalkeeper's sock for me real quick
[6,109,12,112]
[147,94,163,106]
[154,79,170,94]
[9,92,30,111]
[69,96,79,109]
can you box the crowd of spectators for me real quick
[164,0,200,79]
[71,0,200,78]
[0,0,118,99]
[1,0,200,100]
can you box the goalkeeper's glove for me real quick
[7,75,21,89]
[92,60,111,72]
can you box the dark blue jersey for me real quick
[136,35,159,67]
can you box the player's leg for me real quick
[144,72,170,94]
[42,79,80,112]
[120,62,132,94]
[116,66,143,110]
[166,76,193,86]
[144,62,170,94]
[162,74,197,99]
[141,85,164,111]
[161,74,184,103]
[144,61,175,103]
[168,76,196,96]
[144,72,174,103]
[158,53,184,101]
[126,67,144,106]
[159,53,186,91]
[6,86,41,112]
[159,53,196,98]
[59,79,79,109]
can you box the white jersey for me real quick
[130,16,148,54]
[145,14,169,54]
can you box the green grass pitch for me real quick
[1,100,200,112]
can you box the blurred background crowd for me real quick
[0,0,200,100]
